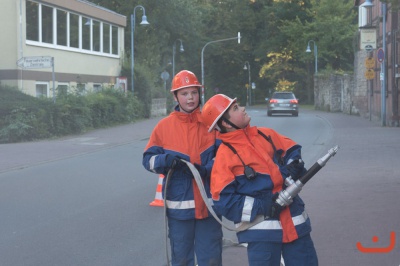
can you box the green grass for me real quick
[299,104,315,110]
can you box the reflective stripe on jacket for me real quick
[143,106,219,220]
[211,125,311,243]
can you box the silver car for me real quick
[267,92,299,117]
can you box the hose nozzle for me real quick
[318,145,339,167]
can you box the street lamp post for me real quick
[306,40,318,74]
[381,2,387,126]
[130,5,149,95]
[201,32,241,105]
[172,39,184,78]
[243,61,251,107]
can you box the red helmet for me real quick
[201,94,236,132]
[171,70,202,92]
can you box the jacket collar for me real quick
[172,105,201,123]
[219,124,258,144]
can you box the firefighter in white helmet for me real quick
[202,94,318,266]
[142,70,222,266]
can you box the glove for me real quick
[194,163,208,178]
[286,159,306,181]
[255,192,273,219]
[268,193,283,219]
[165,154,184,170]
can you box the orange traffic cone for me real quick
[149,174,164,207]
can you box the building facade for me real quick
[0,0,126,98]
[354,0,400,126]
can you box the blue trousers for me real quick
[247,234,318,266]
[168,216,223,266]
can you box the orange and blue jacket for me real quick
[143,106,219,220]
[211,125,311,243]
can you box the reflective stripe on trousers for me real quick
[236,211,308,230]
[166,198,213,209]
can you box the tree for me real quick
[256,0,313,102]
[280,0,358,72]
[88,0,359,105]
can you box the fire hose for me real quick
[163,145,339,264]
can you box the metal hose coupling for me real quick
[275,145,339,208]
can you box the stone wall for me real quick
[314,74,355,114]
[302,49,399,126]
[313,51,380,121]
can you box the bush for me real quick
[0,85,146,143]
[52,95,91,135]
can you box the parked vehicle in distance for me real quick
[267,92,299,117]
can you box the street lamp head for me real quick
[179,43,184,53]
[140,15,150,25]
[362,0,374,8]
[243,64,248,70]
[305,40,318,73]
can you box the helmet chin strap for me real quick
[222,117,240,130]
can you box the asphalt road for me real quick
[0,107,399,266]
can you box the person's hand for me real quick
[194,163,208,178]
[165,154,184,170]
[256,192,273,219]
[286,159,306,181]
[268,193,283,219]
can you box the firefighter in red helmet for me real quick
[143,70,223,266]
[202,94,318,266]
[170,70,202,112]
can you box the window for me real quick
[36,83,49,97]
[57,83,69,96]
[69,13,79,48]
[57,10,67,46]
[272,92,296,99]
[103,24,110,53]
[93,84,102,92]
[111,26,118,55]
[93,20,101,52]
[82,17,91,50]
[25,1,119,56]
[26,1,39,41]
[41,4,53,44]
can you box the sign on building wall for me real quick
[17,56,56,103]
[360,28,377,51]
[17,56,53,69]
